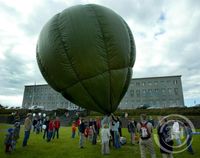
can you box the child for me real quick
[13,122,20,150]
[71,121,77,138]
[84,126,90,139]
[4,128,14,153]
[101,124,111,155]
[88,126,94,142]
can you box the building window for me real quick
[147,89,152,96]
[154,89,159,96]
[148,81,152,86]
[161,88,166,95]
[168,88,172,95]
[136,82,140,86]
[142,89,146,97]
[176,100,179,105]
[142,82,145,86]
[130,90,134,97]
[154,81,158,85]
[160,81,164,84]
[173,80,178,84]
[174,88,178,95]
[136,90,140,97]
[167,80,171,84]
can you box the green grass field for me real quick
[0,123,199,158]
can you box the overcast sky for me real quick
[0,0,200,107]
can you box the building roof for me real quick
[24,75,182,87]
[132,75,182,80]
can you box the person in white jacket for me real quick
[172,120,182,145]
[101,123,111,155]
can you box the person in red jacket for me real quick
[47,117,54,142]
[53,117,60,139]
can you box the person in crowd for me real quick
[38,116,42,133]
[111,114,121,149]
[13,111,20,123]
[47,117,54,142]
[184,122,194,155]
[101,123,111,155]
[158,116,173,158]
[172,120,182,145]
[53,116,60,139]
[89,118,93,127]
[137,114,156,158]
[101,115,113,146]
[22,113,32,147]
[43,116,50,139]
[110,118,115,147]
[148,116,155,128]
[117,117,122,137]
[112,115,122,137]
[35,119,41,134]
[128,118,137,145]
[88,126,94,142]
[76,117,81,136]
[4,128,14,153]
[92,119,97,145]
[71,121,77,138]
[32,117,38,133]
[12,122,20,150]
[79,118,86,148]
[96,117,101,136]
[84,125,90,139]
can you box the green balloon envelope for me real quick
[36,4,136,114]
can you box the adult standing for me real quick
[158,117,173,158]
[13,110,21,141]
[184,122,194,155]
[137,114,156,158]
[22,113,32,147]
[112,114,121,149]
[79,119,86,148]
[92,119,97,145]
[47,117,54,142]
[128,118,137,145]
[53,116,60,139]
[43,116,50,139]
[117,117,122,137]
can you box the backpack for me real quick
[139,122,151,139]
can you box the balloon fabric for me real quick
[36,4,136,114]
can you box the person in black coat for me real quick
[79,119,86,148]
[158,117,173,158]
[43,116,50,139]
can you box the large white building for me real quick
[119,75,184,109]
[22,75,184,110]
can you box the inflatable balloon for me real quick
[36,4,136,114]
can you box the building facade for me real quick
[22,84,79,110]
[119,75,184,109]
[22,75,184,110]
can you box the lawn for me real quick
[0,123,199,158]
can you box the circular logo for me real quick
[154,114,195,154]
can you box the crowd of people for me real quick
[4,111,198,158]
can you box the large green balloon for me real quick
[36,4,136,114]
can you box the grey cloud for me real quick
[0,1,20,17]
[20,0,84,36]
[0,46,45,96]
